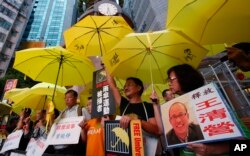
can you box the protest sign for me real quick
[161,83,243,148]
[47,116,82,145]
[92,69,116,118]
[105,120,144,156]
[26,137,48,156]
[0,130,23,153]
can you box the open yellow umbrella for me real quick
[166,0,250,44]
[13,46,95,99]
[64,15,133,57]
[9,82,67,111]
[103,29,208,83]
[142,84,167,105]
[4,88,29,99]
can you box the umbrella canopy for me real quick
[64,15,133,57]
[4,88,29,99]
[9,82,67,111]
[166,0,250,44]
[13,46,95,87]
[103,29,208,83]
[142,84,167,105]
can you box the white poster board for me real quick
[0,130,23,153]
[26,137,48,156]
[47,116,82,145]
[161,83,242,148]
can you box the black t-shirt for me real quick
[120,97,155,121]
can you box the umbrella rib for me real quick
[199,1,227,43]
[150,50,170,82]
[167,0,196,26]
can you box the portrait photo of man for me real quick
[166,102,204,146]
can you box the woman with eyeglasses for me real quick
[167,64,230,156]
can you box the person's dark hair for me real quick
[233,42,250,54]
[54,108,60,119]
[87,96,92,100]
[167,64,205,94]
[162,89,169,97]
[23,108,32,117]
[65,89,78,98]
[126,77,144,96]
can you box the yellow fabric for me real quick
[64,15,133,57]
[9,82,67,111]
[166,0,250,44]
[142,84,167,104]
[4,88,29,99]
[103,29,208,83]
[13,46,95,86]
[204,44,225,56]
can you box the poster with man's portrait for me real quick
[161,83,243,148]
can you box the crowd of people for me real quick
[1,42,250,156]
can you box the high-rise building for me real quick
[0,0,78,78]
[123,0,167,32]
[0,0,34,78]
[21,0,78,47]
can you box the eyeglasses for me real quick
[167,77,177,83]
[170,112,187,120]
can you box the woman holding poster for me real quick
[167,64,230,156]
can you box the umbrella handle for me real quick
[111,138,121,148]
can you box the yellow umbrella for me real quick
[204,44,226,56]
[103,29,208,83]
[4,88,29,99]
[142,84,167,105]
[64,15,133,57]
[13,46,95,99]
[166,0,250,44]
[111,127,130,148]
[9,82,67,111]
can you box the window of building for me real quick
[10,29,18,37]
[0,17,12,30]
[0,32,6,42]
[0,4,17,19]
[5,40,13,49]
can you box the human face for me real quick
[169,103,189,137]
[86,99,92,113]
[168,71,182,95]
[65,92,77,108]
[123,79,141,98]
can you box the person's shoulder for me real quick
[189,123,202,132]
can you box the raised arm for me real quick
[105,68,122,106]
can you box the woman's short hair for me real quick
[167,64,204,93]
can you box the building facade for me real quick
[123,0,167,32]
[21,0,77,47]
[0,0,34,78]
[0,0,78,78]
